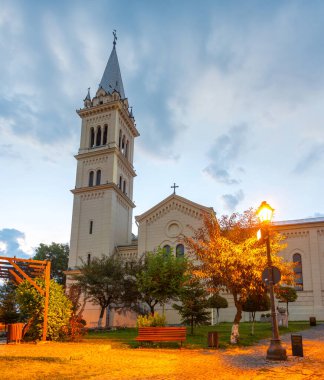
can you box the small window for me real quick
[163,245,171,255]
[90,127,95,147]
[96,170,101,186]
[88,171,94,187]
[87,253,91,265]
[123,180,126,193]
[125,140,129,158]
[119,175,122,189]
[103,125,108,145]
[293,253,303,291]
[89,220,93,234]
[176,244,184,258]
[118,130,122,149]
[96,126,102,146]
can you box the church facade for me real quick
[67,38,324,327]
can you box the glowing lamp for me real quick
[257,201,274,223]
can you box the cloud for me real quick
[203,124,248,184]
[222,190,244,211]
[294,143,324,173]
[0,229,34,258]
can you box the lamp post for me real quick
[257,201,287,361]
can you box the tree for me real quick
[183,210,294,344]
[16,279,72,341]
[136,247,188,315]
[208,294,228,325]
[73,255,128,328]
[33,243,69,285]
[242,292,270,335]
[0,281,20,324]
[275,285,298,316]
[173,277,210,334]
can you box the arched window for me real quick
[103,125,108,145]
[176,244,184,258]
[293,253,303,291]
[125,140,129,158]
[96,126,102,146]
[163,245,171,255]
[123,180,126,194]
[96,170,101,186]
[90,127,95,148]
[88,171,94,187]
[121,135,126,154]
[118,130,122,149]
[119,175,122,189]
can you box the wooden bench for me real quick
[135,327,186,347]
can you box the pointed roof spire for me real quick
[99,30,125,99]
[84,87,91,101]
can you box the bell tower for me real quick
[68,34,139,269]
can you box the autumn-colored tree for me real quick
[183,210,294,344]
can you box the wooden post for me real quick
[42,261,51,341]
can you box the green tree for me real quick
[208,294,228,325]
[136,247,188,315]
[16,279,72,341]
[0,281,20,324]
[73,255,128,328]
[33,243,69,285]
[275,285,298,315]
[173,278,210,334]
[242,292,270,335]
[183,210,294,344]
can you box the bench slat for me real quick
[135,327,187,343]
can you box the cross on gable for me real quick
[171,183,179,194]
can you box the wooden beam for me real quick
[8,269,23,284]
[42,261,51,341]
[8,259,44,296]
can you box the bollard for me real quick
[309,317,316,326]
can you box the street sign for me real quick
[262,266,281,285]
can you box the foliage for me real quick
[275,285,298,315]
[242,292,270,334]
[73,255,129,328]
[183,209,294,344]
[33,243,69,285]
[173,277,210,334]
[208,293,228,325]
[136,312,166,327]
[16,279,72,341]
[62,284,87,341]
[136,247,188,314]
[0,281,20,324]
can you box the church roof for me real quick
[99,42,125,99]
[135,193,214,223]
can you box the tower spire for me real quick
[99,29,125,98]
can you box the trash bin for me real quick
[207,331,219,348]
[309,317,316,326]
[291,334,303,357]
[7,323,24,344]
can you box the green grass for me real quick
[84,321,311,349]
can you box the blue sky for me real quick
[1,0,324,258]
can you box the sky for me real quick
[0,0,324,259]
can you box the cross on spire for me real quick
[113,30,117,46]
[171,183,179,194]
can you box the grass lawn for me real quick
[84,321,310,349]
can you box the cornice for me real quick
[77,100,139,138]
[282,231,309,239]
[71,182,135,208]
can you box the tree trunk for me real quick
[191,316,194,335]
[230,297,242,344]
[105,305,110,328]
[150,304,155,315]
[216,308,219,324]
[98,306,105,328]
[251,312,255,335]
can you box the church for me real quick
[66,36,324,327]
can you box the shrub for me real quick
[136,312,166,327]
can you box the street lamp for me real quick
[257,201,287,361]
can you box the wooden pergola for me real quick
[0,256,51,341]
